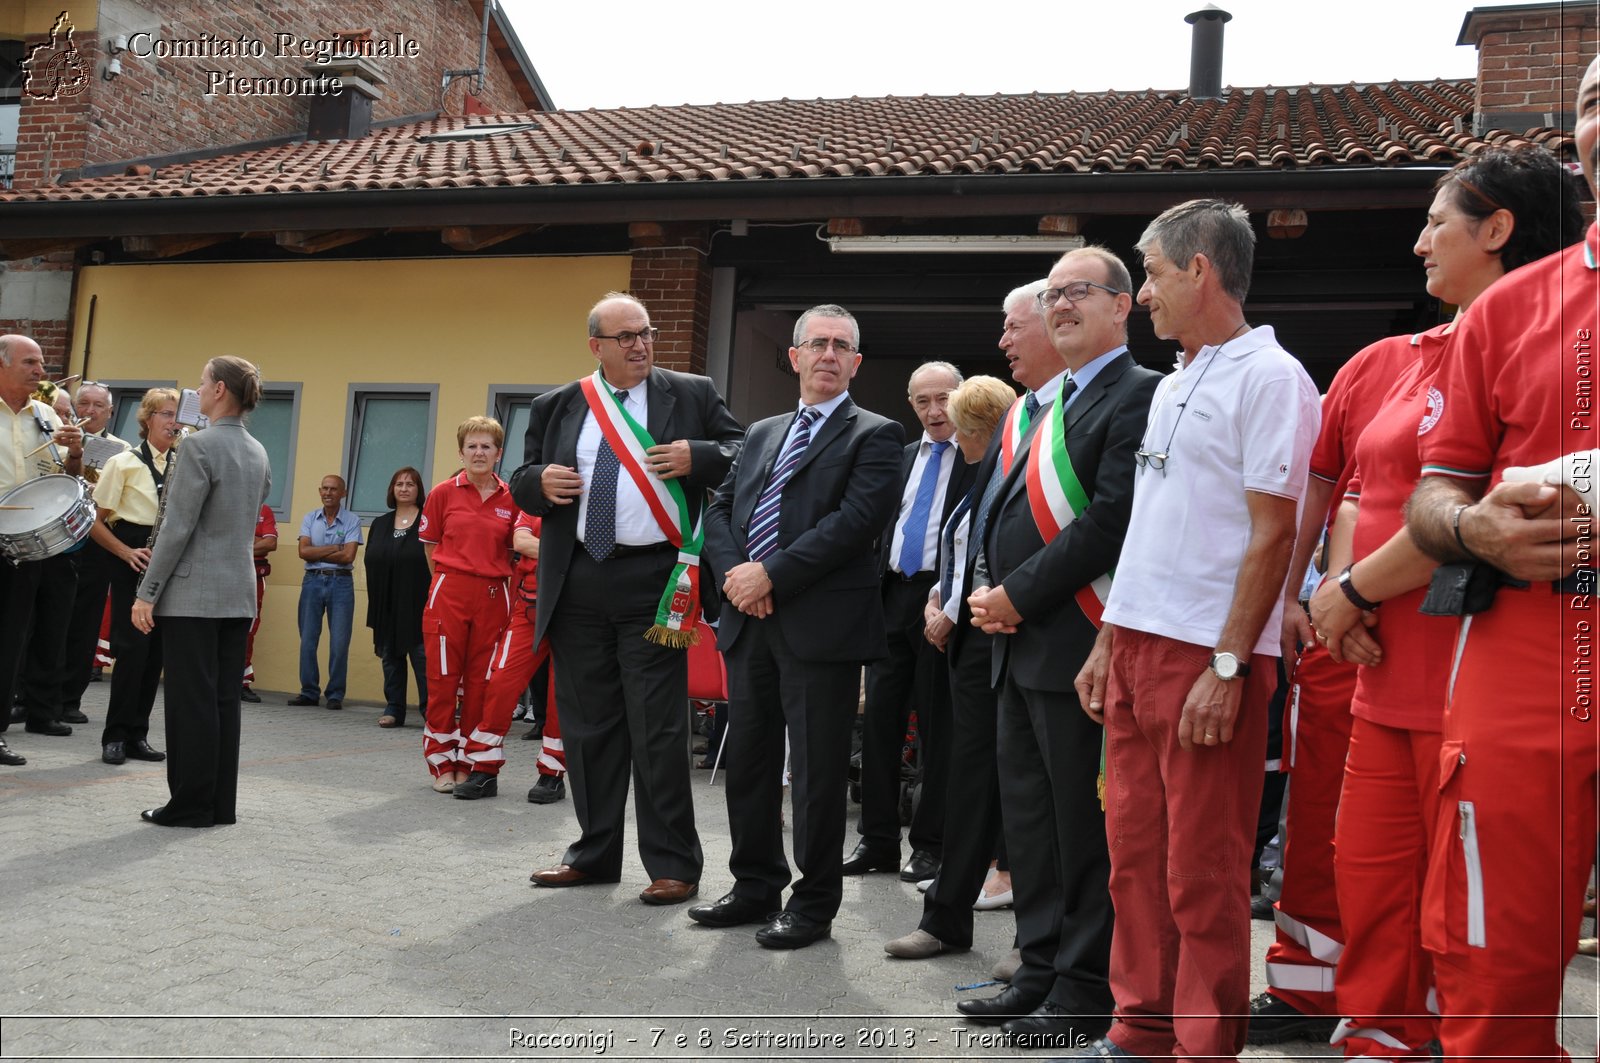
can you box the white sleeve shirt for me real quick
[889,431,957,576]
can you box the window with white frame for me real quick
[249,385,301,518]
[344,387,436,517]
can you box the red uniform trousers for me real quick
[1422,586,1597,1060]
[1332,716,1442,1058]
[95,596,114,668]
[1264,642,1357,1013]
[243,570,265,687]
[474,600,565,778]
[421,569,510,778]
[1103,628,1274,1063]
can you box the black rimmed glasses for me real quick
[594,327,659,348]
[798,337,858,355]
[1036,281,1122,311]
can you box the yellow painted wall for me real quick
[70,255,631,704]
[1,2,98,40]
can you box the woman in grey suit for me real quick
[132,356,271,828]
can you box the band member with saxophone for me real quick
[132,356,270,827]
[89,387,179,767]
[0,334,85,766]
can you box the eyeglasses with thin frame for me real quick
[1036,281,1123,311]
[1135,343,1223,477]
[798,337,858,355]
[594,327,659,349]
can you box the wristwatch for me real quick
[1209,651,1251,681]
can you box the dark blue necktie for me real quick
[1023,390,1041,423]
[897,440,949,576]
[747,408,818,563]
[583,389,629,562]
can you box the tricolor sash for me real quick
[1020,392,1113,808]
[998,395,1031,477]
[580,373,703,648]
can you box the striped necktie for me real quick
[747,407,818,563]
[583,389,628,562]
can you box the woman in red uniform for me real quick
[418,416,517,796]
[1308,146,1582,1059]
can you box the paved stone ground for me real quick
[1,681,1595,1061]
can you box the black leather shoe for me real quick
[25,720,71,736]
[956,985,1045,1025]
[125,740,165,762]
[520,725,541,741]
[62,709,89,724]
[687,892,774,929]
[239,688,261,704]
[841,840,900,875]
[102,741,126,765]
[0,738,25,766]
[326,699,343,711]
[1001,1001,1111,1047]
[286,695,318,706]
[1244,991,1338,1045]
[526,774,565,803]
[899,848,940,883]
[755,911,832,949]
[453,771,498,800]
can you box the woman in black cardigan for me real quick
[364,467,430,727]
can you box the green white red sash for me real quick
[998,395,1030,476]
[1022,395,1113,629]
[581,372,703,648]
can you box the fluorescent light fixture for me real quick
[828,234,1086,254]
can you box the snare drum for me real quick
[0,474,96,564]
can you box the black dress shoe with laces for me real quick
[525,774,565,803]
[125,740,165,762]
[62,710,89,724]
[1001,1001,1111,1047]
[453,771,498,800]
[840,840,900,875]
[899,848,940,883]
[239,688,261,703]
[755,911,832,949]
[956,985,1045,1025]
[1244,991,1338,1045]
[25,720,71,736]
[687,892,775,928]
[102,741,126,765]
[0,737,25,766]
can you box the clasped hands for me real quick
[723,561,773,618]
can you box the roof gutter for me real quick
[0,166,1451,241]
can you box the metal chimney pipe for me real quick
[1185,5,1232,100]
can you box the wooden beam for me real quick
[121,234,232,259]
[1267,208,1309,239]
[1037,214,1083,235]
[0,237,91,260]
[274,230,373,254]
[440,224,537,252]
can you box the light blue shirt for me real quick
[299,506,363,571]
[1064,345,1128,411]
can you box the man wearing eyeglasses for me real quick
[951,248,1161,1046]
[511,291,742,907]
[696,304,904,949]
[1070,200,1319,1062]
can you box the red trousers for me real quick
[421,570,510,778]
[1264,642,1357,1014]
[95,596,114,667]
[1332,716,1442,1058]
[1103,628,1274,1063]
[243,570,265,686]
[1423,586,1597,1060]
[476,600,565,778]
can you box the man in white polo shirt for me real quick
[1071,199,1319,1062]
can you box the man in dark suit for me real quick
[692,304,904,949]
[847,361,974,884]
[510,292,742,906]
[958,247,1161,1047]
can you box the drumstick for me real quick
[52,374,81,388]
[23,417,85,458]
[0,505,33,510]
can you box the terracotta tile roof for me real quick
[3,80,1572,203]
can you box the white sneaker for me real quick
[916,878,934,893]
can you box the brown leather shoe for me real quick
[639,878,699,905]
[529,863,604,888]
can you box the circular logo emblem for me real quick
[1417,386,1444,435]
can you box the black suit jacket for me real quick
[883,439,976,579]
[704,397,904,663]
[947,428,1009,661]
[509,367,743,646]
[985,353,1162,692]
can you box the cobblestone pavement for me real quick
[2,681,1595,1061]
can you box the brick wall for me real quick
[1462,3,1599,117]
[11,0,529,191]
[628,223,713,376]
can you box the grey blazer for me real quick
[138,416,271,618]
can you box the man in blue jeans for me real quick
[290,475,362,710]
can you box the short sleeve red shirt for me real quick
[513,510,542,597]
[1421,227,1599,486]
[1309,333,1425,529]
[419,471,517,578]
[255,504,278,540]
[1347,325,1457,732]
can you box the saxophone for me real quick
[144,426,187,555]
